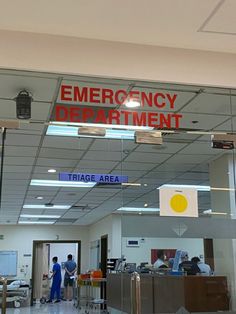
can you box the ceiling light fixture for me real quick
[125,99,141,108]
[23,204,71,210]
[121,182,141,187]
[47,122,153,140]
[203,209,227,215]
[35,196,44,200]
[47,125,137,140]
[18,221,56,225]
[186,131,227,135]
[158,184,210,192]
[49,121,152,130]
[116,207,160,212]
[211,187,235,191]
[144,203,148,207]
[20,214,61,219]
[48,169,57,173]
[30,179,96,188]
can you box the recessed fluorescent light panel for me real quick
[23,204,71,210]
[203,209,227,215]
[158,184,210,192]
[30,179,96,188]
[20,214,61,219]
[47,125,134,140]
[47,122,153,140]
[50,121,153,130]
[18,221,56,225]
[121,182,141,187]
[116,207,160,212]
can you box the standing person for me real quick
[47,256,62,303]
[64,254,77,301]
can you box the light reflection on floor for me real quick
[5,302,123,314]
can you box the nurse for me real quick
[47,256,62,303]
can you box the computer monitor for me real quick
[114,256,126,272]
[125,263,136,273]
[140,262,148,268]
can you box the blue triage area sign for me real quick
[59,172,128,184]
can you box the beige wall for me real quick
[0,216,122,281]
[89,214,122,259]
[0,225,89,279]
[1,29,236,88]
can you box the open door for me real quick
[100,235,108,278]
[31,240,81,305]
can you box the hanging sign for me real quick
[52,82,183,129]
[59,172,128,184]
[160,187,198,217]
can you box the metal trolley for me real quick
[75,275,108,313]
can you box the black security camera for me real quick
[15,90,32,119]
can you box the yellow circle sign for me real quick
[170,194,188,213]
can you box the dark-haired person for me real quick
[179,251,200,275]
[153,250,168,269]
[191,256,212,276]
[47,256,62,303]
[63,254,77,301]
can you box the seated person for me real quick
[153,250,168,269]
[191,256,212,276]
[179,251,200,275]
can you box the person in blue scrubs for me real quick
[47,256,62,303]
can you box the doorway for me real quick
[31,240,81,305]
[100,235,108,278]
[100,234,108,308]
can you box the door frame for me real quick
[31,240,81,305]
[100,234,108,277]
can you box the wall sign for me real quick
[160,187,198,217]
[52,83,183,129]
[59,172,128,184]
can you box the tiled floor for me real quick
[4,305,236,314]
[5,303,122,314]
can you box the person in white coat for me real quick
[154,250,167,269]
[191,256,212,276]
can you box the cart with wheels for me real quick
[75,271,109,313]
[40,275,50,304]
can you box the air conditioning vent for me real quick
[70,205,91,211]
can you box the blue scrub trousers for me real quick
[50,279,61,300]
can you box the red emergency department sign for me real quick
[53,83,183,129]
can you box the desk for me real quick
[107,273,229,313]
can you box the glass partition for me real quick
[0,69,236,313]
[118,84,236,313]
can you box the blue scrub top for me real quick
[53,262,62,281]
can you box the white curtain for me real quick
[33,243,49,300]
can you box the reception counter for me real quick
[107,273,229,313]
